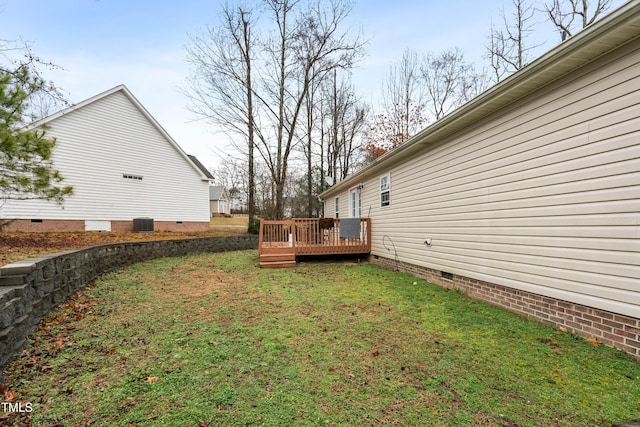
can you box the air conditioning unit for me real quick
[133,217,154,233]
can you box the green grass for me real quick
[3,250,640,426]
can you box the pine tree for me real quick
[0,68,72,206]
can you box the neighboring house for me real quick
[209,186,231,217]
[1,85,212,232]
[320,3,640,357]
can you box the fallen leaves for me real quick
[557,326,600,347]
[586,337,600,347]
[3,389,16,402]
[6,295,101,381]
[144,376,159,383]
[52,338,66,352]
[537,338,563,354]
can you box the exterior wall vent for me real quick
[441,271,453,280]
[133,217,154,233]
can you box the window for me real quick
[335,197,339,218]
[123,174,143,181]
[380,173,390,207]
[350,187,362,217]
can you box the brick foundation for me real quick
[2,219,209,232]
[1,219,85,232]
[371,255,640,360]
[110,220,209,232]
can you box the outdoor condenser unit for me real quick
[133,217,154,233]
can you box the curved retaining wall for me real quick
[0,235,258,372]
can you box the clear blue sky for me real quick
[0,0,627,171]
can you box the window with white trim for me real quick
[335,197,339,218]
[350,187,362,217]
[380,173,390,207]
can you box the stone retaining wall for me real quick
[0,235,258,373]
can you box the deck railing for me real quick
[259,218,371,256]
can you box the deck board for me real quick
[259,218,371,267]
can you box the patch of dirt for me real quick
[134,259,277,328]
[162,261,243,299]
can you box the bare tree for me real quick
[186,0,364,219]
[363,49,427,162]
[1,37,68,120]
[301,68,366,216]
[421,47,487,121]
[184,4,259,232]
[303,67,319,217]
[254,0,364,219]
[487,0,539,82]
[253,162,277,218]
[544,0,614,40]
[324,70,366,184]
[382,49,425,145]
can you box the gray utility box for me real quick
[133,217,154,233]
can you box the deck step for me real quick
[260,261,297,268]
[259,253,296,268]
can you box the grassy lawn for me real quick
[3,250,639,426]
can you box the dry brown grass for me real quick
[0,216,249,267]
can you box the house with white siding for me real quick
[319,2,640,358]
[1,85,212,232]
[209,186,231,217]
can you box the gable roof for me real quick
[209,185,228,201]
[30,84,212,182]
[320,1,640,199]
[188,155,215,180]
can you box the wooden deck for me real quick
[258,218,371,267]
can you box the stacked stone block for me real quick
[0,235,258,373]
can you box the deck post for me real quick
[258,218,264,256]
[290,219,297,256]
[366,218,372,253]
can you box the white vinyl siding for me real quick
[326,195,349,219]
[360,39,640,318]
[123,173,144,181]
[85,220,111,231]
[1,89,210,222]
